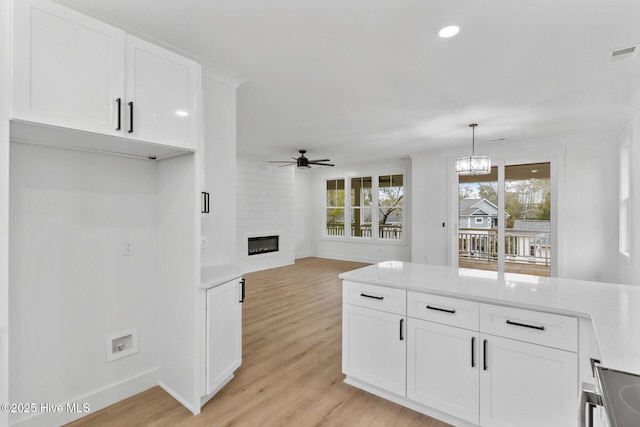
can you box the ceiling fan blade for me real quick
[309,162,334,167]
[308,158,331,162]
[268,160,296,164]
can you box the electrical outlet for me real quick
[201,236,208,249]
[122,240,135,256]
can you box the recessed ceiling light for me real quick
[438,26,460,38]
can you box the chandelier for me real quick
[455,123,491,175]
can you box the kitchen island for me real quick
[340,261,640,427]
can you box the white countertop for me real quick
[339,261,640,375]
[200,263,243,290]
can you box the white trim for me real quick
[344,376,475,427]
[158,380,199,416]
[620,136,632,262]
[451,148,564,277]
[10,369,159,427]
[323,168,406,244]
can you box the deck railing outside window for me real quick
[326,224,402,239]
[458,228,551,266]
[458,228,550,266]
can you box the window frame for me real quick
[452,154,562,277]
[620,139,632,261]
[323,169,406,244]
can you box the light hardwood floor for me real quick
[66,257,451,427]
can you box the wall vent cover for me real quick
[609,45,637,62]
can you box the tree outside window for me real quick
[325,174,404,240]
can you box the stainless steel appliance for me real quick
[581,361,640,427]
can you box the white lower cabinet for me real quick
[407,318,480,424]
[479,334,577,427]
[342,303,406,396]
[206,278,243,395]
[343,285,579,427]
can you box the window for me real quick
[325,173,404,241]
[458,162,551,277]
[326,179,345,236]
[350,177,372,238]
[620,142,631,258]
[378,175,404,240]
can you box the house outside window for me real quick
[325,173,404,241]
[458,162,551,277]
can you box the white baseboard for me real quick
[200,373,234,408]
[10,368,159,427]
[344,376,475,427]
[313,252,383,264]
[158,381,199,416]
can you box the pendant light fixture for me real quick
[455,123,491,175]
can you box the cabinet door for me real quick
[407,318,480,424]
[480,335,578,427]
[342,304,406,396]
[12,0,125,135]
[206,279,242,395]
[125,35,200,150]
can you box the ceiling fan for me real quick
[269,150,334,168]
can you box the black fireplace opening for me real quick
[248,235,279,256]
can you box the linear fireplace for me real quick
[247,235,279,256]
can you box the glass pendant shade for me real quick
[456,123,491,175]
[455,155,491,175]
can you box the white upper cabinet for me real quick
[12,0,201,155]
[125,35,199,150]
[12,0,125,136]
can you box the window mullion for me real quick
[372,175,379,241]
[497,162,506,273]
[345,177,352,238]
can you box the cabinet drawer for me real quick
[408,292,479,331]
[343,281,406,315]
[480,304,577,352]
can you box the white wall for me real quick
[294,169,312,258]
[200,76,238,268]
[411,135,620,282]
[236,159,295,272]
[562,136,619,282]
[9,144,160,425]
[305,159,412,264]
[619,109,640,286]
[0,0,11,423]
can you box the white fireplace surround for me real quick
[244,231,282,258]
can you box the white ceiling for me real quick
[53,0,640,166]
